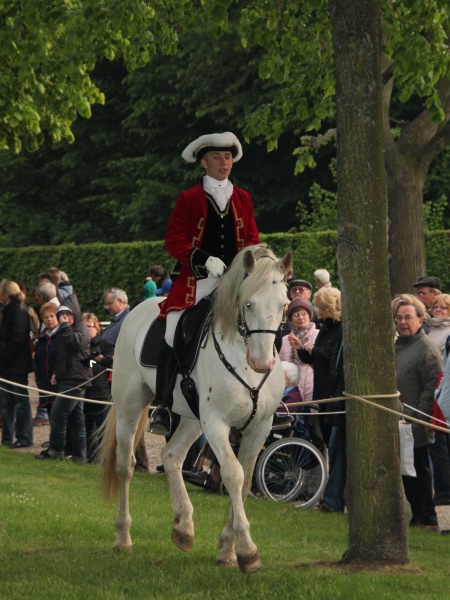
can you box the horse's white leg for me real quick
[162,417,202,552]
[113,381,149,552]
[205,423,263,574]
[217,430,266,568]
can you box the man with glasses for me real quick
[412,276,442,311]
[102,288,130,345]
[101,287,148,472]
[394,294,442,530]
[287,279,317,324]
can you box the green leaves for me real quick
[0,0,192,151]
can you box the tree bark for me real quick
[330,0,409,563]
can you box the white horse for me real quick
[100,244,292,573]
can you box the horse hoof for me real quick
[172,528,193,552]
[237,552,262,573]
[113,544,133,554]
[217,557,238,568]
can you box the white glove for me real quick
[205,256,226,278]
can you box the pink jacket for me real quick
[279,326,319,403]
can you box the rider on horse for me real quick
[149,131,260,436]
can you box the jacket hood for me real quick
[57,294,81,323]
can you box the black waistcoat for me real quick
[200,194,237,267]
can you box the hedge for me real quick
[0,231,448,320]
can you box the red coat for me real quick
[159,182,260,317]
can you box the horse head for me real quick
[214,244,292,373]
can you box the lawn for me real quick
[1,447,449,599]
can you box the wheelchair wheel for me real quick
[255,437,327,507]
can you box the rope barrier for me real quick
[2,374,449,429]
[0,375,112,406]
[277,390,450,434]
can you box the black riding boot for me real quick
[149,340,178,436]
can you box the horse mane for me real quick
[212,244,283,341]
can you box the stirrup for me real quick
[271,414,295,431]
[148,406,172,436]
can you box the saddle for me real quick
[140,296,213,416]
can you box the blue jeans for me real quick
[322,425,347,512]
[36,391,50,420]
[1,374,34,446]
[49,384,87,460]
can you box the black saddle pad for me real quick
[140,298,213,373]
[174,296,213,375]
[140,317,165,368]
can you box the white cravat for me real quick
[203,175,233,212]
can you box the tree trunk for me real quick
[382,69,450,295]
[386,156,427,296]
[330,0,409,563]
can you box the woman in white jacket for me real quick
[278,298,319,403]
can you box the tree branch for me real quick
[303,128,336,150]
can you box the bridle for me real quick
[237,299,287,343]
[212,289,287,433]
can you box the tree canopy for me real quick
[1,0,450,271]
[0,0,191,152]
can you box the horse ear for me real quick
[243,249,256,273]
[278,251,293,275]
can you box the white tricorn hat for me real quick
[181,131,243,163]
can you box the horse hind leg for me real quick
[113,399,148,552]
[218,510,238,567]
[162,417,202,553]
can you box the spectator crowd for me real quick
[1,264,450,533]
[0,265,171,470]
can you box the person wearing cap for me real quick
[413,276,442,311]
[278,298,319,404]
[36,297,91,461]
[150,131,260,436]
[155,279,172,297]
[288,279,318,324]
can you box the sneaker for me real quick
[9,441,33,449]
[35,449,64,460]
[41,441,50,448]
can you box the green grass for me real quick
[1,447,450,599]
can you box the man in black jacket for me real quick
[36,298,92,462]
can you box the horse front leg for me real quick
[162,417,202,552]
[206,426,262,574]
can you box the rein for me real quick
[212,329,272,432]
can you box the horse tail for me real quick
[99,404,119,500]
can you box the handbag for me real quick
[399,419,416,477]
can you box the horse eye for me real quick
[246,302,251,309]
